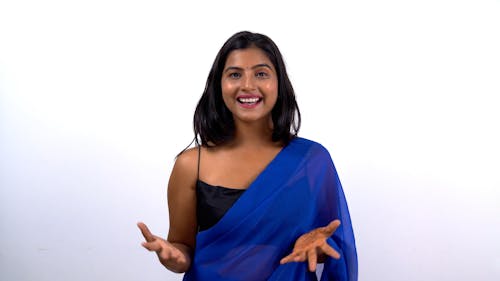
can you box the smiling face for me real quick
[221,47,278,125]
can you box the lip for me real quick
[236,94,263,109]
[236,94,263,99]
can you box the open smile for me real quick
[236,95,263,109]
[237,97,262,104]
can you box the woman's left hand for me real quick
[280,220,341,272]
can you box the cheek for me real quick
[221,81,237,97]
[221,83,235,108]
[264,81,278,99]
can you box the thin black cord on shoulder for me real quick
[175,136,199,159]
[197,145,201,181]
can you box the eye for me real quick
[256,71,269,78]
[229,72,241,79]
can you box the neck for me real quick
[231,118,276,148]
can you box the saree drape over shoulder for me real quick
[184,138,357,281]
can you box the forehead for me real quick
[224,47,274,68]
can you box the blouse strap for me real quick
[197,145,201,181]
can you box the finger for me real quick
[320,243,341,260]
[159,247,175,261]
[171,249,185,263]
[307,249,317,272]
[159,243,185,262]
[293,252,306,262]
[142,240,162,252]
[280,251,302,264]
[322,220,341,235]
[175,253,186,264]
[137,222,155,242]
[280,253,295,264]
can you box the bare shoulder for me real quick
[169,147,199,190]
[175,147,198,170]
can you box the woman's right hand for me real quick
[137,222,191,273]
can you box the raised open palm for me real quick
[280,220,341,271]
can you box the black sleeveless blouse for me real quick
[196,180,245,231]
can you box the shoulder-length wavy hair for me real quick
[193,31,301,147]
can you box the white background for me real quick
[1,0,499,280]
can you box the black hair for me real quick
[193,31,301,147]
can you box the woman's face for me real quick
[221,47,278,124]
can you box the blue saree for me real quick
[184,137,357,281]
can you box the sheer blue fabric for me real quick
[183,138,357,281]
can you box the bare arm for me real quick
[139,148,198,273]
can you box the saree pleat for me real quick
[183,138,357,281]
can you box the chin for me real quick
[234,113,272,124]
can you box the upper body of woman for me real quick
[138,31,357,280]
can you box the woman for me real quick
[138,31,357,280]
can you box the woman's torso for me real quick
[196,143,284,231]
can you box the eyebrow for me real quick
[223,63,273,73]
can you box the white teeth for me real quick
[238,97,260,103]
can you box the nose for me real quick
[241,74,256,91]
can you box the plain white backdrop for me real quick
[1,0,499,280]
